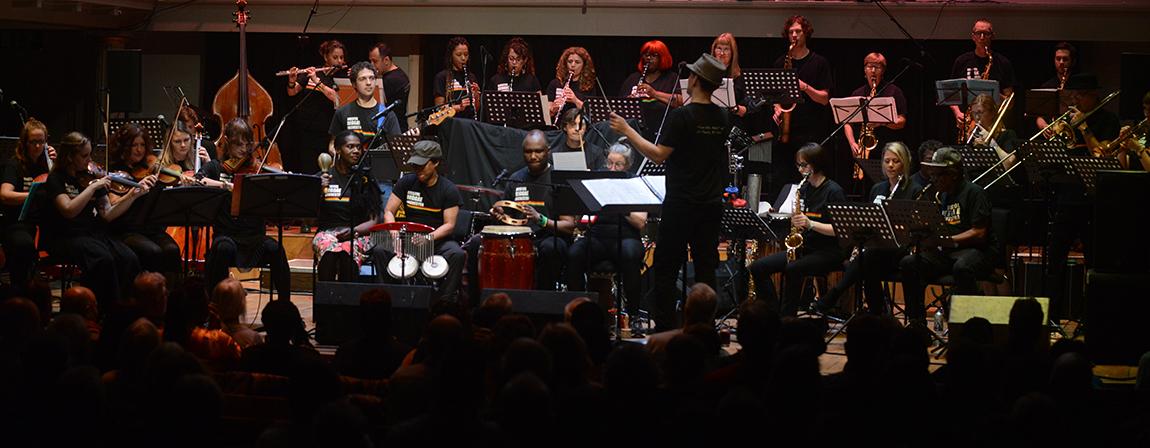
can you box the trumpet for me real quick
[1098,118,1149,158]
[784,173,809,263]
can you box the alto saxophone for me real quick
[779,40,796,144]
[784,174,809,263]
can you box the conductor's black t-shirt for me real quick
[659,102,732,206]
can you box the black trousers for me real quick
[50,234,140,311]
[566,236,645,315]
[119,229,181,274]
[821,248,905,314]
[647,201,722,332]
[380,240,466,302]
[898,247,990,322]
[1,223,38,288]
[750,245,844,317]
[206,235,291,301]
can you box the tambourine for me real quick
[493,200,530,226]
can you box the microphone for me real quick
[677,61,689,69]
[0,88,4,103]
[493,168,509,186]
[372,99,401,121]
[9,100,27,115]
[157,114,169,127]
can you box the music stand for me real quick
[144,186,230,274]
[110,117,168,150]
[742,69,804,107]
[1019,140,1076,186]
[553,170,630,216]
[853,158,886,185]
[1025,88,1062,118]
[637,158,666,176]
[233,173,322,250]
[583,97,642,124]
[481,91,550,128]
[385,135,420,174]
[831,96,898,128]
[936,78,1000,108]
[881,199,955,251]
[825,202,899,340]
[1067,156,1123,194]
[718,206,778,324]
[953,144,1018,189]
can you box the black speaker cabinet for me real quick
[1093,171,1150,273]
[1086,270,1150,365]
[106,49,142,113]
[481,288,598,327]
[314,281,434,346]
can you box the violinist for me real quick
[107,123,180,274]
[433,37,481,119]
[490,37,542,94]
[179,105,217,161]
[285,39,344,173]
[156,121,211,185]
[313,130,386,282]
[0,118,55,290]
[200,118,291,301]
[547,47,601,120]
[329,62,401,151]
[619,40,682,139]
[43,132,153,311]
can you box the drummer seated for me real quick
[313,131,387,282]
[383,140,466,302]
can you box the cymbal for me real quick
[456,184,502,197]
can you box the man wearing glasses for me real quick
[949,19,1015,132]
[843,53,908,163]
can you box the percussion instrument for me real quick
[368,221,447,280]
[493,200,530,226]
[479,225,535,290]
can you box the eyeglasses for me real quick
[795,162,809,168]
[713,47,731,54]
[972,31,994,37]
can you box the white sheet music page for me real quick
[582,177,662,206]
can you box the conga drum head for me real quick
[480,225,533,236]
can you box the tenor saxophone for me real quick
[785,174,809,263]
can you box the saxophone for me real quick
[784,174,809,263]
[855,77,879,179]
[959,47,993,143]
[778,40,796,144]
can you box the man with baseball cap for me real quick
[610,53,732,332]
[898,147,993,327]
[383,140,465,302]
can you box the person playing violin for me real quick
[285,39,345,173]
[43,131,154,312]
[313,130,387,282]
[199,118,291,301]
[0,118,55,290]
[107,123,180,275]
[157,121,211,186]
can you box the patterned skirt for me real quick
[312,228,374,266]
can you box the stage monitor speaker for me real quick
[481,288,598,326]
[949,295,1049,348]
[1093,171,1150,273]
[314,281,434,346]
[1085,269,1150,365]
[106,49,142,113]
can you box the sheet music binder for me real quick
[568,176,665,214]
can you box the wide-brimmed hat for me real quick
[686,53,729,86]
[921,146,963,168]
[407,140,442,166]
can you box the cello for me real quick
[211,0,283,169]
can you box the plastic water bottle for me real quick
[933,309,945,333]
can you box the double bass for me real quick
[211,0,283,170]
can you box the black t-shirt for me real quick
[936,179,992,246]
[0,159,47,226]
[290,71,338,133]
[587,210,641,240]
[911,171,929,190]
[504,166,556,234]
[869,177,923,203]
[433,69,480,119]
[546,77,603,119]
[1076,107,1121,144]
[490,73,543,93]
[380,67,412,132]
[199,160,264,239]
[773,51,835,139]
[550,138,607,172]
[392,173,461,230]
[318,168,378,231]
[328,101,402,148]
[798,178,846,250]
[849,83,908,147]
[618,70,681,138]
[660,103,732,206]
[1040,76,1062,89]
[951,51,1015,91]
[43,170,105,238]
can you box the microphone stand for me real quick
[653,64,685,146]
[501,172,568,291]
[872,0,934,146]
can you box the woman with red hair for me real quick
[547,47,602,119]
[618,40,682,139]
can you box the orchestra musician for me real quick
[157,121,212,183]
[774,16,833,184]
[619,40,682,140]
[967,94,1019,169]
[566,140,647,322]
[547,47,601,119]
[950,19,1015,138]
[711,33,747,118]
[814,142,922,316]
[329,62,402,151]
[0,118,55,290]
[842,53,907,162]
[899,148,993,327]
[433,36,481,119]
[106,123,179,274]
[1117,92,1150,171]
[314,130,386,282]
[748,143,846,317]
[911,140,943,188]
[1035,42,1076,132]
[383,141,466,302]
[369,42,412,133]
[551,108,606,171]
[609,54,731,332]
[491,37,542,94]
[1061,73,1120,155]
[43,132,153,311]
[200,118,292,302]
[285,39,345,173]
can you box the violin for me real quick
[78,161,143,196]
[219,140,284,176]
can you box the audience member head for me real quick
[421,314,465,364]
[736,299,780,358]
[605,343,659,401]
[210,277,247,325]
[359,287,393,340]
[537,323,592,390]
[777,317,826,357]
[61,286,99,321]
[475,292,513,330]
[568,300,612,366]
[118,318,161,376]
[500,337,553,388]
[843,314,895,373]
[664,332,707,388]
[1008,297,1046,355]
[47,314,92,366]
[1049,351,1093,398]
[24,278,52,326]
[490,314,537,361]
[683,283,718,327]
[311,399,372,448]
[0,297,42,350]
[261,299,308,347]
[958,316,994,345]
[495,372,554,442]
[563,296,591,322]
[133,272,169,325]
[288,358,344,424]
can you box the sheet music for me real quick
[778,184,798,214]
[679,78,736,108]
[553,151,588,171]
[640,175,666,202]
[830,96,898,125]
[582,177,663,206]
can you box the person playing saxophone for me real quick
[843,53,908,176]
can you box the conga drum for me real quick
[479,225,535,290]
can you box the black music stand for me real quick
[1025,88,1063,119]
[110,117,168,150]
[1067,156,1123,194]
[936,78,999,111]
[824,202,899,341]
[385,135,420,174]
[853,158,886,185]
[637,158,667,177]
[717,206,778,325]
[482,91,549,129]
[1019,141,1076,186]
[742,69,804,107]
[145,186,230,275]
[233,173,322,252]
[583,97,642,124]
[554,170,630,216]
[882,199,955,349]
[954,144,1018,189]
